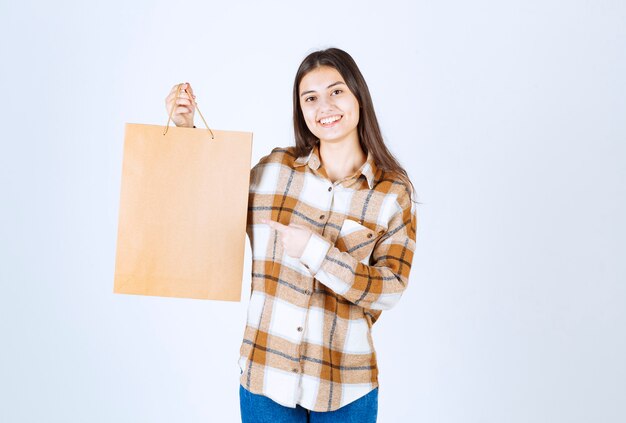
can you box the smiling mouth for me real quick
[318,115,342,126]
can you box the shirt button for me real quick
[297,326,303,332]
[319,214,325,220]
[367,233,373,239]
[328,186,332,192]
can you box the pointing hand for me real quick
[263,219,312,259]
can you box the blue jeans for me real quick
[239,385,378,422]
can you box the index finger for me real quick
[263,219,287,232]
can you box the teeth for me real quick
[320,115,341,125]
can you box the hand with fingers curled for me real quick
[263,219,313,259]
[164,82,197,128]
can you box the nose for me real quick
[317,95,335,112]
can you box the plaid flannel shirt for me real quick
[238,145,417,412]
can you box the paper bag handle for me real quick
[163,83,215,139]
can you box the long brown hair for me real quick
[292,47,415,200]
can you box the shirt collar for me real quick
[294,144,377,189]
[294,145,321,170]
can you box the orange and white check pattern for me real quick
[238,145,417,412]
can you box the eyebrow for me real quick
[300,81,345,97]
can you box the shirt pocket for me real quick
[336,218,380,264]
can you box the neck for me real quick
[319,139,367,183]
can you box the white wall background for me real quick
[1,0,625,422]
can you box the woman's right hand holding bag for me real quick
[165,82,196,128]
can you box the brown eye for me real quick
[305,96,316,102]
[331,89,343,95]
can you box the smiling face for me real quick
[298,66,360,146]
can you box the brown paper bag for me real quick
[114,116,252,301]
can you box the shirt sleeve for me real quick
[299,188,417,311]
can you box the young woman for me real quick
[165,48,417,423]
